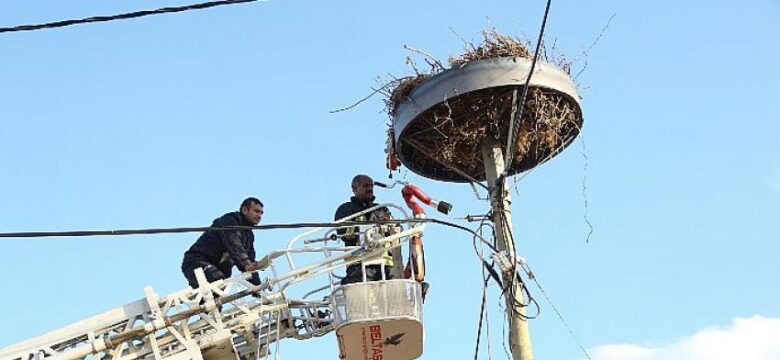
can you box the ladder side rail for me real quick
[0,297,154,360]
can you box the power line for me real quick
[518,259,593,360]
[496,209,540,320]
[0,220,408,238]
[474,270,492,360]
[0,0,263,34]
[502,0,554,175]
[0,218,500,253]
[473,218,497,360]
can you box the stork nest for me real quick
[386,30,532,116]
[386,74,430,117]
[386,30,582,181]
[449,30,531,68]
[399,86,581,181]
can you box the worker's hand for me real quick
[244,261,260,272]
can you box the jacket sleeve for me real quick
[335,203,347,235]
[217,214,253,271]
[335,203,350,221]
[247,235,262,285]
[248,239,257,262]
[336,203,366,245]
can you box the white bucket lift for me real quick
[332,279,424,360]
[327,182,447,360]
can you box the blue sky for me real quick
[1,1,779,359]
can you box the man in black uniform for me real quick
[182,197,264,288]
[335,174,394,285]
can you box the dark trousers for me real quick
[182,259,229,289]
[341,264,394,285]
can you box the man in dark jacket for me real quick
[182,197,264,288]
[335,174,394,285]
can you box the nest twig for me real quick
[448,29,532,68]
[385,74,432,117]
[399,86,581,181]
[387,29,534,116]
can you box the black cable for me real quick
[494,208,540,320]
[502,0,554,175]
[481,260,503,289]
[472,216,504,359]
[0,220,415,238]
[426,218,500,253]
[471,218,499,270]
[473,270,491,360]
[0,218,500,253]
[0,0,260,34]
[522,263,593,360]
[511,271,540,320]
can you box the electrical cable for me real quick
[521,260,593,360]
[499,298,511,360]
[502,0,554,175]
[0,205,562,352]
[473,217,497,360]
[488,178,588,356]
[493,206,588,356]
[0,218,501,253]
[473,270,491,360]
[0,0,262,34]
[495,208,540,320]
[0,220,402,237]
[470,219,501,280]
[0,221,411,238]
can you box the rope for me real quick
[0,0,262,34]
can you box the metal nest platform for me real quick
[392,57,583,182]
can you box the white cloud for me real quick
[586,316,780,360]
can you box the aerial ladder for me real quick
[0,183,450,360]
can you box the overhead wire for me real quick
[497,208,539,321]
[0,0,263,34]
[489,178,538,318]
[518,259,593,360]
[502,0,554,175]
[478,0,555,333]
[0,218,501,253]
[0,0,591,357]
[499,298,511,360]
[473,217,494,360]
[493,203,591,357]
[0,208,516,357]
[474,270,492,360]
[493,193,588,356]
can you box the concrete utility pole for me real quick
[481,137,534,360]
